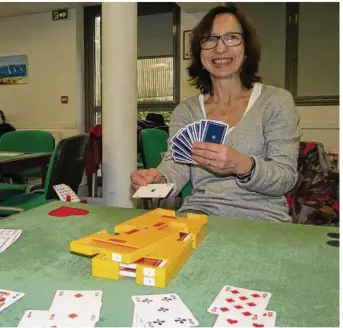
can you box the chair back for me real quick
[140,128,168,169]
[44,134,88,200]
[0,130,55,152]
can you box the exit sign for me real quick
[52,9,68,21]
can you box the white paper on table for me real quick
[0,229,22,254]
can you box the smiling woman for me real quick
[130,3,301,222]
[188,5,261,94]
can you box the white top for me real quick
[199,83,263,133]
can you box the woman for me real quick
[131,4,301,222]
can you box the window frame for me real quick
[137,3,180,111]
[84,5,101,132]
[285,2,339,106]
[83,3,180,131]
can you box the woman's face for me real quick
[200,13,245,79]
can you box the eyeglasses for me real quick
[200,33,243,50]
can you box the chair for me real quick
[140,128,169,169]
[0,109,16,138]
[86,124,144,197]
[286,141,339,226]
[85,124,102,197]
[0,130,55,182]
[138,128,169,209]
[0,134,88,216]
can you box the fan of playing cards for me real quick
[171,119,229,164]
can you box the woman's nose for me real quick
[214,37,227,53]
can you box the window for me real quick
[296,2,339,100]
[137,56,174,103]
[237,2,339,106]
[84,3,180,130]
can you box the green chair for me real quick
[0,130,55,201]
[140,128,169,169]
[139,128,168,209]
[0,134,88,216]
[0,130,55,181]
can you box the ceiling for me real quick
[0,2,223,19]
[0,2,96,19]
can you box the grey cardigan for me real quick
[158,85,301,222]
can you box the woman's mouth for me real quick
[211,58,233,66]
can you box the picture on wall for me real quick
[183,30,192,60]
[0,55,28,85]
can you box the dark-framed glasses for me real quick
[200,33,243,50]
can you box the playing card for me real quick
[171,120,229,164]
[17,310,50,327]
[202,121,228,144]
[48,309,99,327]
[132,308,146,328]
[199,120,207,141]
[213,310,277,327]
[173,153,194,164]
[53,184,80,202]
[208,286,272,316]
[0,229,22,254]
[193,122,201,142]
[171,144,192,160]
[180,129,193,148]
[0,289,25,313]
[49,290,102,322]
[132,293,199,327]
[132,183,174,198]
[171,129,192,153]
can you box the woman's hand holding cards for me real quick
[192,142,253,175]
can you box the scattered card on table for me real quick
[208,285,272,316]
[132,293,199,327]
[17,310,50,327]
[0,289,25,313]
[213,310,277,327]
[133,184,174,199]
[0,229,22,254]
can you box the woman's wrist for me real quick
[236,156,255,175]
[157,170,168,183]
[236,157,256,182]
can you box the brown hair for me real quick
[187,3,262,94]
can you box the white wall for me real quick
[0,8,84,143]
[180,9,339,153]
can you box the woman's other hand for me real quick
[192,142,253,175]
[130,168,163,191]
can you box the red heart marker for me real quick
[253,324,265,327]
[227,319,238,325]
[48,206,89,217]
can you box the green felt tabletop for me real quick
[0,152,51,163]
[0,201,339,327]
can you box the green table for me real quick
[0,201,339,327]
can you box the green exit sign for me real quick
[52,9,68,21]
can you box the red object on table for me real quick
[66,195,71,202]
[48,206,89,217]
